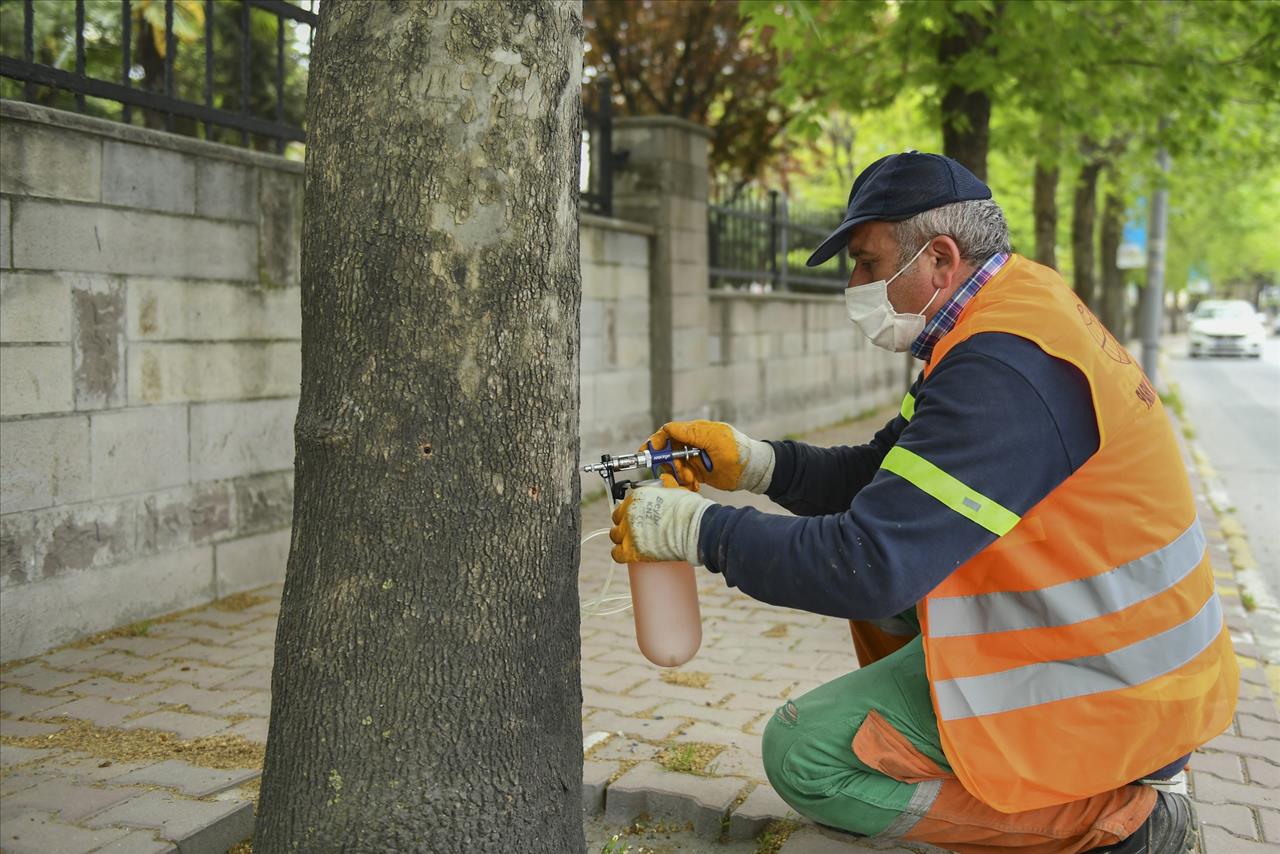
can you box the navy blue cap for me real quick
[806,151,992,267]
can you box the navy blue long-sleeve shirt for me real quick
[696,332,1100,621]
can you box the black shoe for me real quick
[1091,790,1198,854]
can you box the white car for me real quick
[1188,300,1265,358]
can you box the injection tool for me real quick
[582,443,713,502]
[581,441,709,667]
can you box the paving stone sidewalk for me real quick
[2,410,1277,853]
[0,594,274,853]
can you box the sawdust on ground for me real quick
[659,670,711,689]
[0,717,265,769]
[211,593,273,612]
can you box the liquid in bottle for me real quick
[628,560,702,667]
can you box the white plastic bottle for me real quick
[628,560,702,667]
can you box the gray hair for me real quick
[892,199,1011,267]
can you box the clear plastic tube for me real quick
[580,529,632,616]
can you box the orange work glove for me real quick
[609,473,717,565]
[643,420,775,494]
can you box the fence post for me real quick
[612,116,713,424]
[778,193,790,292]
[598,77,613,217]
[708,204,719,280]
[768,190,779,290]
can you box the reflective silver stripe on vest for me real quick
[928,518,1206,638]
[933,591,1224,721]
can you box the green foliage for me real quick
[133,0,205,53]
[599,836,631,854]
[1159,385,1186,420]
[1164,118,1280,295]
[743,0,1280,296]
[754,818,801,854]
[780,93,942,210]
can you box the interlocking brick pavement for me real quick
[0,718,63,738]
[1,401,1276,852]
[0,589,275,852]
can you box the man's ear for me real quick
[929,235,964,290]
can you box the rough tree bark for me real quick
[255,1,584,851]
[1033,161,1058,270]
[937,5,1001,181]
[1099,188,1127,339]
[1071,153,1105,310]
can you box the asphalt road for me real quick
[1168,335,1280,602]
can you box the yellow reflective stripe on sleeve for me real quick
[900,392,915,422]
[880,446,1021,536]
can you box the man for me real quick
[608,152,1238,854]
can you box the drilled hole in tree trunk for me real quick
[420,442,433,459]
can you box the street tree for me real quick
[998,0,1279,294]
[255,1,585,851]
[745,1,1278,300]
[744,0,1006,180]
[1098,175,1128,337]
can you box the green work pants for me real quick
[761,629,947,837]
[760,617,1157,854]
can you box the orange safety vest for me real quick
[909,255,1237,813]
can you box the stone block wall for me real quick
[708,292,910,440]
[0,103,908,657]
[0,101,300,660]
[579,215,655,498]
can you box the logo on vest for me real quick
[1075,302,1157,409]
[1076,304,1132,365]
[1135,377,1157,409]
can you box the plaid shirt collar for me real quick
[911,252,1010,362]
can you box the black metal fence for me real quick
[709,184,850,293]
[581,76,619,217]
[0,0,316,153]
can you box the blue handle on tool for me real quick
[647,441,714,478]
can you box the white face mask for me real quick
[844,242,941,353]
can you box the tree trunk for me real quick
[255,2,585,851]
[937,6,999,181]
[1071,156,1104,310]
[1099,188,1127,340]
[1033,160,1058,269]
